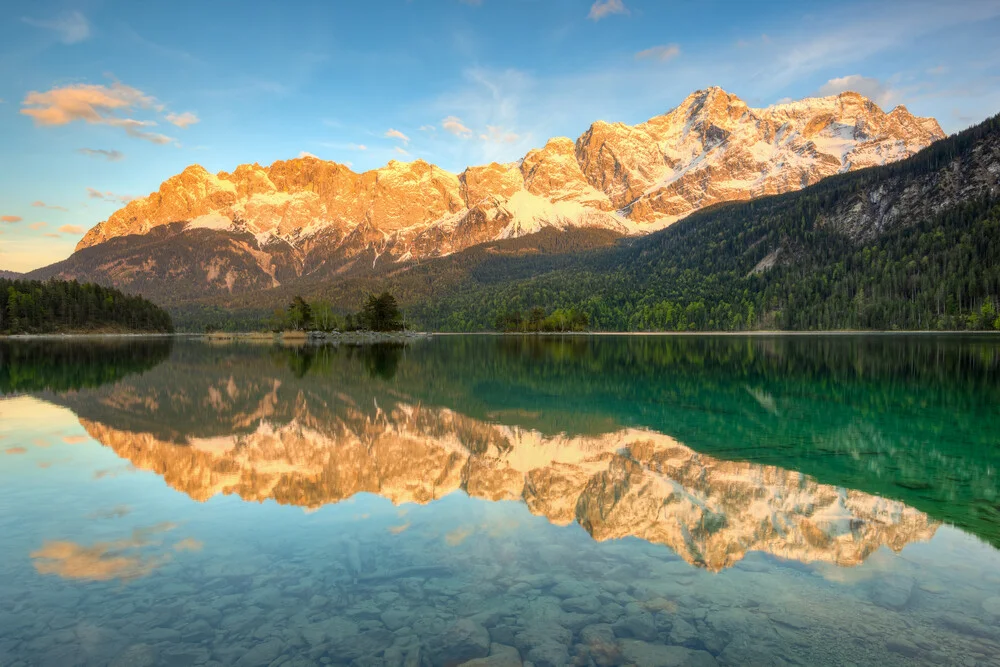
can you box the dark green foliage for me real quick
[0,278,173,334]
[0,339,172,393]
[359,292,404,332]
[287,296,313,330]
[495,307,590,332]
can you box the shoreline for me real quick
[3,329,999,340]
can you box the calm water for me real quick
[1,335,1000,667]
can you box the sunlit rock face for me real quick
[75,88,943,258]
[77,401,937,571]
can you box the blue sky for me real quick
[1,0,999,272]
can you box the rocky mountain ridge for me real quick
[59,88,942,295]
[73,399,936,571]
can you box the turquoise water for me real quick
[1,335,999,666]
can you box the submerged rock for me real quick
[619,640,718,667]
[869,574,915,610]
[427,619,491,666]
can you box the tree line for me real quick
[264,292,406,333]
[1,278,173,334]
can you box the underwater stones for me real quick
[612,610,658,641]
[982,596,1000,618]
[669,618,703,650]
[560,596,601,614]
[459,642,523,667]
[550,580,590,599]
[936,612,995,639]
[768,612,809,630]
[300,618,359,647]
[235,638,283,667]
[514,624,572,656]
[427,619,491,666]
[885,638,922,658]
[489,623,518,645]
[381,608,412,631]
[619,640,718,667]
[347,599,383,620]
[109,644,157,667]
[525,641,569,667]
[868,574,914,610]
[580,624,622,667]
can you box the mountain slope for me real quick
[408,112,1000,331]
[30,88,942,304]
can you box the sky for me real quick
[1,0,999,273]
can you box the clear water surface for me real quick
[1,335,999,667]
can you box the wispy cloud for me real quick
[393,146,410,156]
[165,111,199,128]
[636,44,681,63]
[588,0,628,20]
[442,116,473,137]
[32,201,68,211]
[86,188,134,204]
[817,74,898,107]
[384,128,410,144]
[478,125,520,143]
[1,216,22,223]
[22,11,90,44]
[77,148,124,161]
[29,222,48,230]
[21,81,194,145]
[58,225,85,234]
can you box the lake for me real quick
[1,334,999,667]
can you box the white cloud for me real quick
[21,82,178,145]
[165,111,199,128]
[32,201,69,211]
[23,11,90,44]
[817,74,897,107]
[298,151,319,159]
[442,116,473,137]
[635,44,681,63]
[86,188,134,204]
[350,143,367,150]
[393,146,410,156]
[419,125,436,132]
[478,125,520,144]
[588,0,628,20]
[76,148,124,161]
[384,128,410,144]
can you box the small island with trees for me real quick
[1,278,173,335]
[268,291,409,336]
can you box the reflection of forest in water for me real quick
[7,334,1000,548]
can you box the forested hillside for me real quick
[404,112,1000,331]
[0,279,174,334]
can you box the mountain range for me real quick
[27,87,948,319]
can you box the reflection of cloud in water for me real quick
[62,435,90,444]
[32,438,49,448]
[388,523,411,535]
[30,522,181,582]
[93,465,137,479]
[4,447,26,455]
[446,526,474,546]
[173,538,203,552]
[87,505,132,520]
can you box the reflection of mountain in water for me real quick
[30,334,999,562]
[77,393,935,571]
